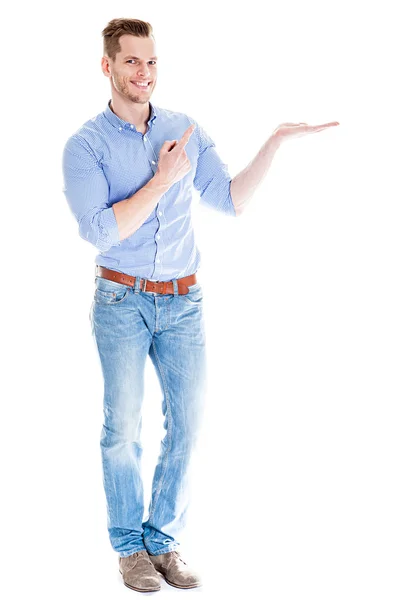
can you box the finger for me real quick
[161,139,176,152]
[167,140,178,152]
[310,123,340,133]
[177,124,196,148]
[292,122,340,130]
[312,122,340,128]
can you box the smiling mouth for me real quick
[131,81,151,89]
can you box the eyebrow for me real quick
[123,55,158,60]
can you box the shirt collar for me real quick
[103,98,158,131]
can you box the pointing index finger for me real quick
[178,124,196,148]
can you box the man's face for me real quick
[105,34,158,104]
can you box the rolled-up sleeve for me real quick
[62,135,121,252]
[187,116,237,217]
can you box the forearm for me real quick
[230,133,281,216]
[113,174,172,241]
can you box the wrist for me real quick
[270,132,283,148]
[151,172,172,193]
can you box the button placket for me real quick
[146,136,158,164]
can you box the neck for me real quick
[109,97,151,128]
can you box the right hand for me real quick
[156,124,196,187]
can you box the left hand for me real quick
[272,121,340,144]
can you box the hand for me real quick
[272,121,340,144]
[156,124,196,187]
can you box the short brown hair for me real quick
[102,18,154,62]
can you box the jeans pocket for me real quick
[94,276,130,305]
[182,282,203,305]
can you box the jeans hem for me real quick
[144,544,180,556]
[119,546,147,558]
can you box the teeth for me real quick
[133,81,149,87]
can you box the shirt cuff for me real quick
[100,206,121,248]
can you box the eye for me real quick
[126,60,157,65]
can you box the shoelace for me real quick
[121,551,154,573]
[170,551,187,565]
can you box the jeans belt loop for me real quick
[142,278,147,293]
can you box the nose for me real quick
[137,64,151,79]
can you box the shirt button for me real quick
[156,259,160,263]
[159,211,163,216]
[118,126,122,131]
[130,124,134,128]
[144,136,147,141]
[152,160,156,164]
[157,234,160,239]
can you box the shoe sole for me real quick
[119,569,161,593]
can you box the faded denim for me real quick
[89,274,207,557]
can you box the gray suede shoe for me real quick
[148,550,202,589]
[119,550,161,592]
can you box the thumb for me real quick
[160,139,177,153]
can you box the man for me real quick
[62,17,339,593]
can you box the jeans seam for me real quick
[147,340,172,527]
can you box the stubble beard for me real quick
[114,74,154,104]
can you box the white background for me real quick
[2,0,399,598]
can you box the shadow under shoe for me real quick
[119,550,161,592]
[148,550,202,589]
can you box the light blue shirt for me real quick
[62,99,237,281]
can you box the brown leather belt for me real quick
[96,266,197,295]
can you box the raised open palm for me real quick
[273,121,340,143]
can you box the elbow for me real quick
[78,222,112,253]
[79,208,121,253]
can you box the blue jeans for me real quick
[89,274,207,557]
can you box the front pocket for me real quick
[182,283,203,306]
[94,286,130,305]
